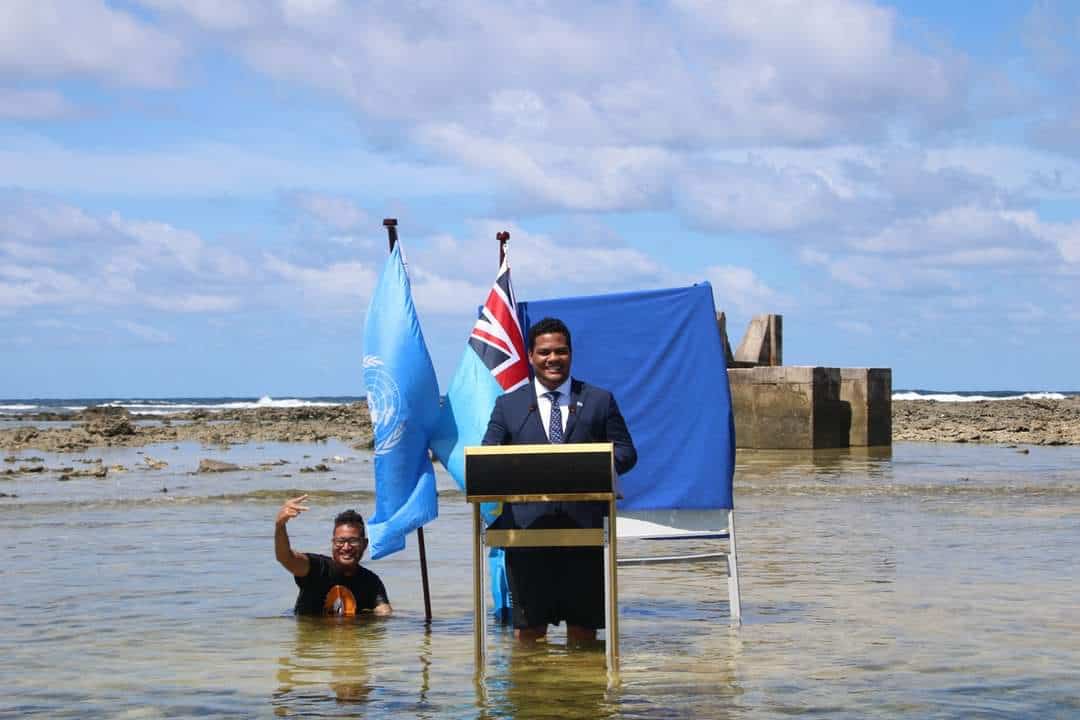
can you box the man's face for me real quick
[529,332,571,390]
[330,523,366,569]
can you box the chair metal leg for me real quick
[726,510,742,622]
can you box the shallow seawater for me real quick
[2,441,1078,718]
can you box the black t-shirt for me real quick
[293,553,389,616]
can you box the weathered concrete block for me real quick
[840,368,892,447]
[733,314,782,366]
[728,366,851,449]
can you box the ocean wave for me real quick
[893,391,1070,402]
[0,396,361,416]
[94,397,351,415]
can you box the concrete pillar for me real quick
[840,368,892,447]
[733,314,782,366]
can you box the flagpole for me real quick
[382,217,434,625]
[497,231,509,267]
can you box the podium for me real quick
[465,442,620,671]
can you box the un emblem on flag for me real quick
[363,355,405,455]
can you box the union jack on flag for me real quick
[467,258,529,391]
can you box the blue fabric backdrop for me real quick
[520,283,735,510]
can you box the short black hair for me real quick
[334,509,366,536]
[528,317,572,351]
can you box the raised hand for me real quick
[276,494,310,527]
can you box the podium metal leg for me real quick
[604,504,619,674]
[473,503,486,669]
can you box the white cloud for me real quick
[705,265,780,316]
[108,215,250,278]
[927,145,1080,199]
[852,206,1034,255]
[418,125,674,211]
[1005,301,1048,325]
[837,319,874,335]
[1003,210,1080,263]
[0,0,184,87]
[461,220,671,296]
[117,320,175,344]
[287,191,368,232]
[0,192,253,315]
[145,294,240,313]
[263,255,377,299]
[0,263,94,309]
[677,158,843,233]
[409,266,488,317]
[141,0,966,150]
[140,0,262,32]
[110,216,206,273]
[0,88,76,120]
[825,254,961,292]
[0,130,487,198]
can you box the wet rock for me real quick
[81,405,128,418]
[12,428,38,444]
[893,398,1080,446]
[198,459,241,473]
[84,413,136,438]
[5,455,44,463]
[143,456,168,470]
[60,465,107,480]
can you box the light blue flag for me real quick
[362,244,440,560]
[430,346,502,495]
[429,256,529,620]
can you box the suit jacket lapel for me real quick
[513,387,547,440]
[563,378,583,440]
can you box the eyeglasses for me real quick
[332,538,364,548]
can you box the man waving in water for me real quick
[275,495,392,616]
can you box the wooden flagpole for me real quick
[382,217,433,625]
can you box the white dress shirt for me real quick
[534,377,572,441]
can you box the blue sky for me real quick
[2,0,1079,397]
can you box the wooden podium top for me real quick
[464,442,614,500]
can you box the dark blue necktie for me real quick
[546,391,563,443]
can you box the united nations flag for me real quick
[362,243,440,559]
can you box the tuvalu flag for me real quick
[430,253,528,489]
[362,243,440,560]
[430,252,529,618]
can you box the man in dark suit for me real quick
[482,316,637,643]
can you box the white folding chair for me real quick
[616,508,741,621]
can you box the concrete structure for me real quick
[840,368,892,447]
[733,314,782,367]
[720,313,892,449]
[727,366,892,449]
[729,366,844,449]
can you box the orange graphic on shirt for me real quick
[324,585,357,616]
